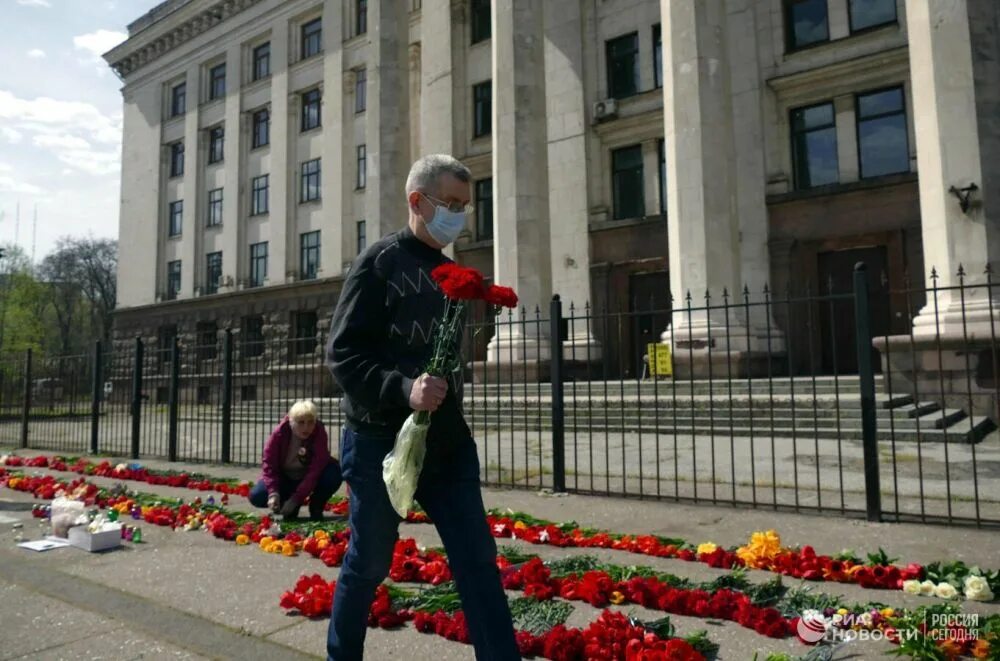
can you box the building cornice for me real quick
[103,0,264,79]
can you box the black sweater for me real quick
[326,226,470,443]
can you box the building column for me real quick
[659,0,778,377]
[269,20,290,286]
[366,0,410,239]
[180,61,202,299]
[487,0,552,365]
[906,0,1000,337]
[543,0,600,360]
[220,42,243,294]
[321,0,345,277]
[420,0,453,156]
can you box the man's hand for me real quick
[409,373,448,412]
[267,492,281,514]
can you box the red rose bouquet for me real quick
[383,264,518,517]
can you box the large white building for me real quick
[105,0,999,381]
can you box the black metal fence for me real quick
[1,263,997,528]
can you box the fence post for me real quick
[20,348,32,449]
[549,295,566,493]
[130,337,144,460]
[221,328,233,464]
[168,336,180,462]
[89,340,103,454]
[853,263,881,522]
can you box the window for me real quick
[356,220,367,255]
[208,126,224,164]
[291,310,318,357]
[856,86,909,179]
[196,321,218,360]
[157,324,177,366]
[301,88,321,132]
[300,231,321,280]
[607,33,640,99]
[611,145,645,220]
[302,18,322,59]
[791,101,839,189]
[252,108,270,149]
[241,316,264,358]
[356,145,366,189]
[849,0,896,32]
[355,68,367,113]
[253,42,271,81]
[473,81,491,138]
[209,63,226,100]
[357,0,367,35]
[169,142,184,177]
[475,178,493,241]
[171,82,186,117]
[658,139,667,215]
[207,188,223,227]
[301,159,321,202]
[249,242,268,287]
[785,0,829,51]
[471,0,490,44]
[251,175,269,215]
[653,25,662,89]
[166,260,181,300]
[205,251,222,294]
[168,200,183,236]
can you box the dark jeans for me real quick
[327,426,518,661]
[249,460,343,517]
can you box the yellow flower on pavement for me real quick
[259,536,273,549]
[609,591,625,605]
[514,521,527,530]
[235,534,250,545]
[697,542,718,555]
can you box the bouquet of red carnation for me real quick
[383,264,518,517]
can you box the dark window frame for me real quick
[252,42,271,81]
[301,158,321,203]
[848,0,897,34]
[168,200,183,237]
[241,315,264,359]
[611,144,645,221]
[356,220,367,255]
[300,230,321,280]
[251,174,270,216]
[196,321,219,361]
[657,138,667,215]
[207,126,224,164]
[249,241,268,288]
[170,82,186,117]
[653,24,662,90]
[355,68,367,113]
[205,251,222,295]
[470,0,491,44]
[790,100,839,190]
[301,88,322,132]
[475,178,493,241]
[291,310,319,357]
[473,80,492,138]
[166,260,182,300]
[784,0,830,52]
[209,63,226,100]
[301,18,322,59]
[606,32,640,100]
[855,84,909,180]
[207,188,223,227]
[169,141,185,178]
[356,145,367,189]
[357,0,367,36]
[252,108,270,149]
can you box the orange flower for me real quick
[609,591,625,605]
[514,521,527,530]
[282,544,296,557]
[971,640,990,659]
[317,539,330,551]
[235,534,250,545]
[938,639,963,660]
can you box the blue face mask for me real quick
[421,194,466,246]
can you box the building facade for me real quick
[104,0,1000,381]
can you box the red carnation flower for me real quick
[430,263,485,300]
[484,284,519,308]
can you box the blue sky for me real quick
[0,0,162,261]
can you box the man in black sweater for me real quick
[325,154,518,660]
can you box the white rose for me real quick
[919,580,937,596]
[902,579,922,595]
[934,582,959,600]
[964,575,995,602]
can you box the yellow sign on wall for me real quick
[647,343,672,377]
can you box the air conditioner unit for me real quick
[592,98,618,122]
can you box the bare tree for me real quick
[39,248,84,355]
[41,237,118,345]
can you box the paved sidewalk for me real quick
[0,449,998,660]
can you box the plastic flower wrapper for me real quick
[383,264,518,517]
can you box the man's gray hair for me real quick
[405,154,472,196]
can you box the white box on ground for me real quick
[68,524,122,552]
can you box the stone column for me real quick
[659,0,778,377]
[906,0,1000,338]
[487,0,553,366]
[366,0,410,239]
[543,0,600,360]
[321,0,345,277]
[420,0,454,155]
[220,42,243,293]
[268,20,290,286]
[180,61,201,299]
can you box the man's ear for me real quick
[407,190,422,212]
